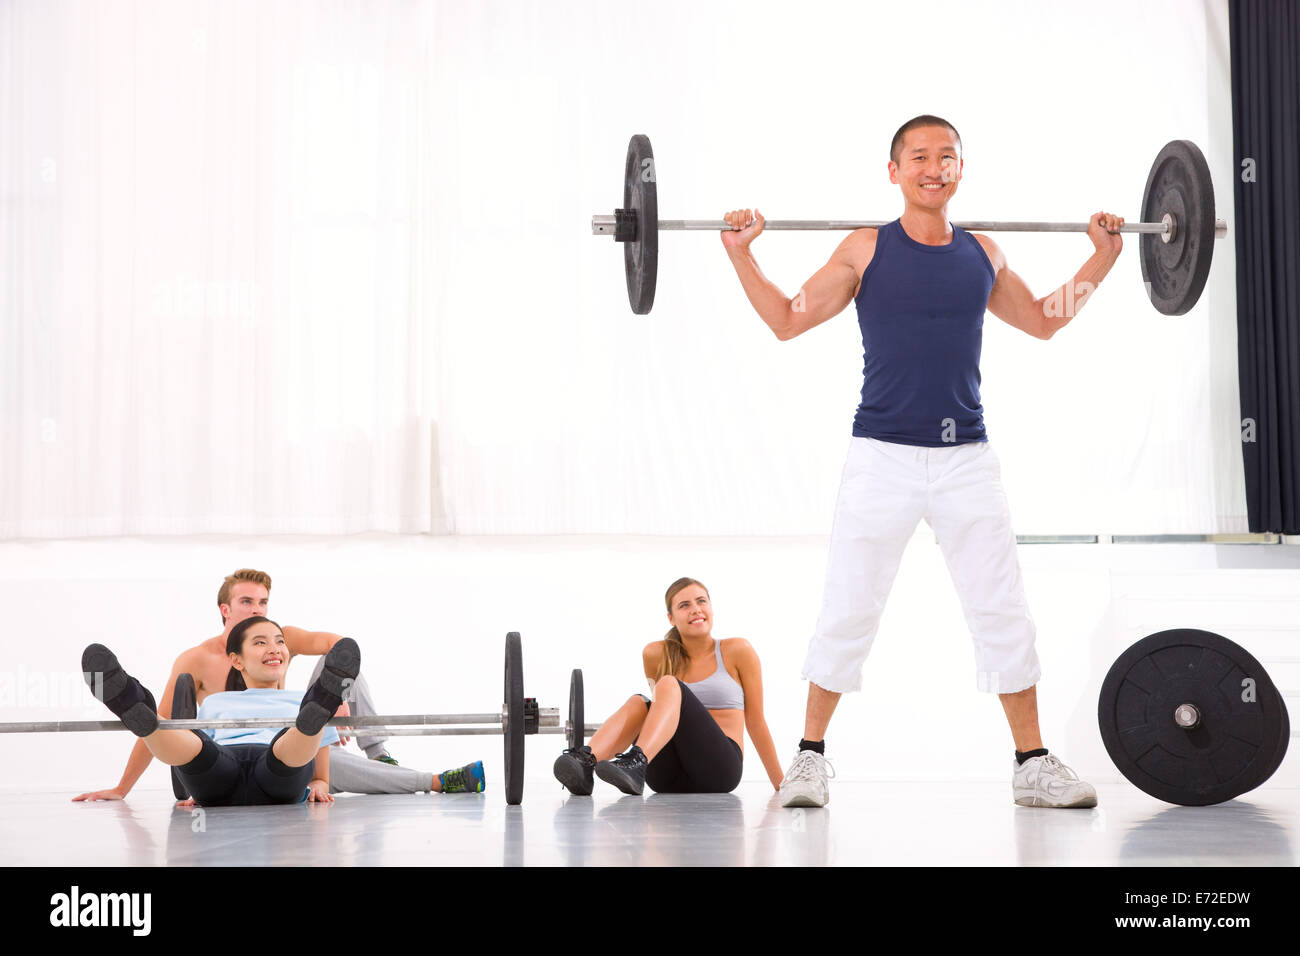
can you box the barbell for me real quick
[0,633,598,807]
[592,134,1227,316]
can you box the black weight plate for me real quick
[1139,140,1215,316]
[568,669,585,751]
[170,672,197,800]
[1098,628,1288,806]
[504,632,524,806]
[623,133,658,314]
[1252,685,1290,790]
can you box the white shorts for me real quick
[802,437,1041,695]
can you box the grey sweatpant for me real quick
[328,748,435,795]
[307,655,389,759]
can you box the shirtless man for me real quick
[722,115,1112,809]
[73,568,474,800]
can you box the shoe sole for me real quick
[780,791,829,808]
[780,777,829,808]
[594,762,644,796]
[553,755,593,796]
[1014,790,1098,809]
[81,644,158,737]
[298,638,361,735]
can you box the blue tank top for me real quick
[683,641,745,710]
[851,219,995,447]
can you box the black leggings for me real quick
[643,680,743,794]
[175,729,315,807]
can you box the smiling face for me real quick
[229,619,288,689]
[667,583,713,640]
[889,125,962,212]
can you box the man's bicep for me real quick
[794,256,860,332]
[987,266,1046,339]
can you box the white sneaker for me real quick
[1013,754,1098,808]
[780,749,834,808]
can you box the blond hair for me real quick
[217,569,272,624]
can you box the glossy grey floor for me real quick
[3,783,1296,866]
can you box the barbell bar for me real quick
[0,712,558,734]
[340,723,601,738]
[594,134,1225,316]
[593,216,1228,237]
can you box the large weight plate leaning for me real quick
[1139,141,1216,316]
[1254,683,1290,791]
[567,669,585,752]
[504,632,525,806]
[1098,629,1289,806]
[623,134,658,314]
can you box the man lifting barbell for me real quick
[723,115,1103,809]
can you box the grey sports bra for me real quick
[683,641,745,710]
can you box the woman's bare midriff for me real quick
[709,708,745,751]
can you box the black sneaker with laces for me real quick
[553,745,597,795]
[81,644,159,737]
[595,744,648,796]
[296,638,361,736]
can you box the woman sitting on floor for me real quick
[553,577,784,796]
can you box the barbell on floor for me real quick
[593,134,1226,316]
[0,713,565,735]
[0,633,598,807]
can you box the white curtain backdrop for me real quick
[1,0,436,536]
[1,0,1245,538]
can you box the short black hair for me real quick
[890,115,962,165]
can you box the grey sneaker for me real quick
[780,749,833,808]
[1013,754,1098,808]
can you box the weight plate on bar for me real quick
[622,133,658,315]
[1139,141,1216,316]
[504,632,525,806]
[1098,628,1289,806]
[568,669,584,751]
[170,672,197,800]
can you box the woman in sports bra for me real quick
[553,577,784,796]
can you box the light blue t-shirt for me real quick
[199,688,341,748]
